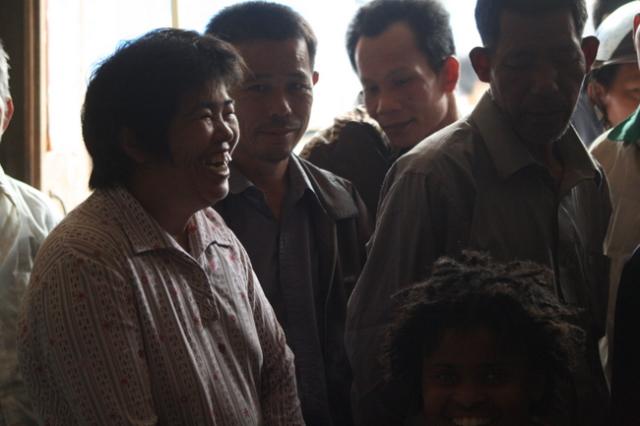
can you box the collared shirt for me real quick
[346,92,611,426]
[216,156,332,426]
[0,165,59,426]
[590,108,640,378]
[17,187,303,426]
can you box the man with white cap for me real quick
[572,1,640,145]
[590,0,640,402]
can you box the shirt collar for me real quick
[228,155,317,201]
[107,186,232,257]
[607,106,640,148]
[0,164,16,205]
[471,91,602,186]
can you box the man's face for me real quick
[421,327,537,426]
[155,81,239,209]
[0,96,14,142]
[487,9,589,147]
[232,38,317,166]
[355,22,453,150]
[596,63,640,126]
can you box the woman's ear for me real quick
[120,128,148,164]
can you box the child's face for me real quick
[421,326,538,426]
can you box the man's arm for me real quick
[345,166,444,425]
[241,247,304,425]
[18,250,157,425]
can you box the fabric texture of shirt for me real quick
[17,187,303,426]
[216,154,370,426]
[0,165,60,426]
[590,108,640,381]
[300,106,394,221]
[346,91,612,426]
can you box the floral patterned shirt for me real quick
[17,187,303,425]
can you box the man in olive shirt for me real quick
[346,0,611,425]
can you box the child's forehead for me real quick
[424,326,529,366]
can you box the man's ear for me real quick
[587,79,607,108]
[1,97,14,133]
[120,128,148,164]
[312,71,319,86]
[634,13,640,36]
[581,36,599,72]
[469,47,492,83]
[438,56,460,93]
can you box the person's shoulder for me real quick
[35,191,125,270]
[300,108,390,161]
[297,155,356,192]
[393,118,477,178]
[5,175,61,225]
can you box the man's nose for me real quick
[375,89,401,116]
[530,61,560,94]
[269,90,293,117]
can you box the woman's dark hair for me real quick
[346,0,455,73]
[475,0,588,48]
[383,251,583,420]
[82,28,244,189]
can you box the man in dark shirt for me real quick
[207,3,370,425]
[346,0,611,425]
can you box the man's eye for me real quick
[363,86,379,97]
[290,82,311,92]
[245,84,268,93]
[392,77,411,87]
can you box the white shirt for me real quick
[0,164,60,425]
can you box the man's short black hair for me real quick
[593,0,633,28]
[205,1,317,67]
[383,251,583,420]
[346,0,455,73]
[475,0,588,48]
[82,28,244,189]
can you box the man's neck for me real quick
[234,155,290,220]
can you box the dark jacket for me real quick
[216,155,371,426]
[611,245,640,425]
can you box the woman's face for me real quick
[421,327,541,426]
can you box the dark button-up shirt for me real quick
[216,156,332,426]
[346,92,612,426]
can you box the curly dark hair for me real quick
[382,251,583,420]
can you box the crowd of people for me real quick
[1,0,639,425]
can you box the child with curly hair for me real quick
[383,252,586,426]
